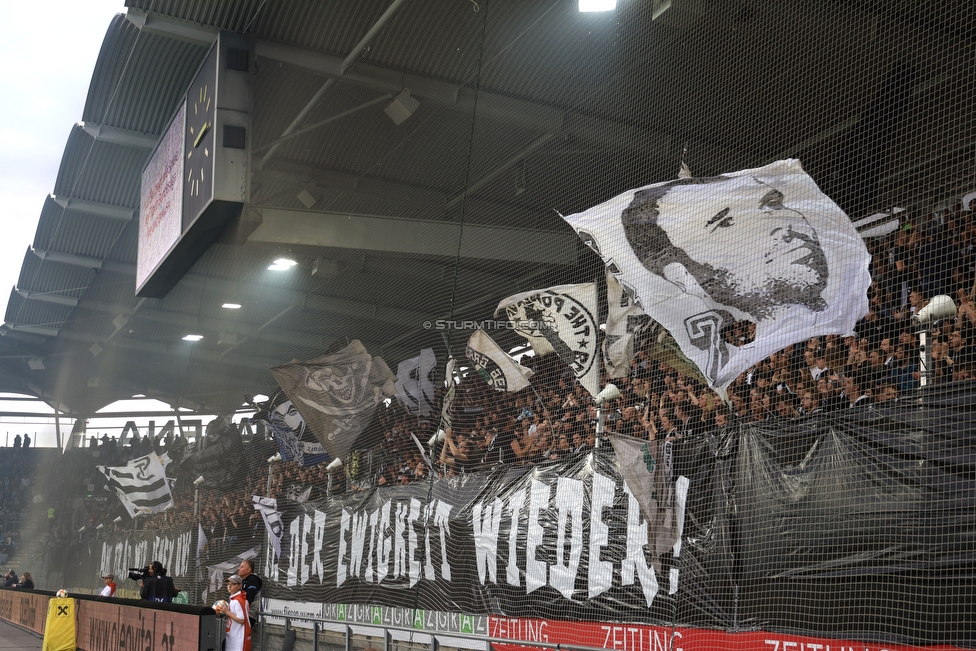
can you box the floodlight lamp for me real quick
[96,524,104,530]
[113,516,123,524]
[326,458,343,471]
[595,383,621,405]
[193,475,206,486]
[182,334,204,342]
[579,0,616,12]
[268,257,298,271]
[222,302,242,309]
[78,526,87,533]
[268,453,283,464]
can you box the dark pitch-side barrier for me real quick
[57,386,976,647]
[0,588,220,651]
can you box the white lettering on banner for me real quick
[349,511,369,579]
[764,642,860,651]
[377,502,391,583]
[550,478,583,598]
[588,473,614,598]
[473,498,502,584]
[100,539,149,581]
[154,530,191,577]
[329,498,449,589]
[621,484,659,605]
[301,514,313,585]
[471,472,665,607]
[407,497,422,587]
[601,625,681,651]
[526,480,549,593]
[312,510,326,582]
[424,500,453,582]
[366,509,378,582]
[394,502,407,580]
[490,617,550,642]
[336,510,349,587]
[506,490,526,586]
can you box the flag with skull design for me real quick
[561,159,871,396]
[270,340,398,459]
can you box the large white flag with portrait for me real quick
[561,159,870,395]
[495,283,600,397]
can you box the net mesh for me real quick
[9,1,976,650]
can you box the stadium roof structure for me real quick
[1,0,973,418]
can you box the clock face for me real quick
[183,46,218,229]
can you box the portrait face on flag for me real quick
[563,159,870,392]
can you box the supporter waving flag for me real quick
[270,340,397,459]
[394,348,438,416]
[97,453,174,517]
[495,283,600,397]
[465,330,534,392]
[561,159,870,395]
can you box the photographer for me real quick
[140,561,178,603]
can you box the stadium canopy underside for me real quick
[1,0,973,417]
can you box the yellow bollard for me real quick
[41,597,75,651]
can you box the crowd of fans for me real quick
[65,201,976,540]
[369,202,976,483]
[0,449,40,565]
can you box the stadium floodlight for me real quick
[594,383,621,448]
[78,526,86,533]
[595,383,621,405]
[113,516,123,524]
[95,524,104,530]
[579,0,616,12]
[913,295,957,326]
[193,475,206,486]
[267,452,283,464]
[915,295,958,387]
[326,458,343,471]
[268,257,298,271]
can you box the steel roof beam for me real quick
[51,195,134,221]
[248,207,578,266]
[124,8,683,162]
[30,248,427,326]
[80,122,158,150]
[15,289,79,308]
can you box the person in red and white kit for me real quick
[99,572,117,597]
[221,574,251,651]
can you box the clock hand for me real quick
[193,121,210,148]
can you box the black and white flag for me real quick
[562,159,871,395]
[604,270,652,378]
[258,394,331,467]
[270,340,397,459]
[495,283,600,397]
[609,432,689,593]
[97,453,174,518]
[394,348,437,416]
[437,357,457,436]
[252,496,284,561]
[465,330,534,392]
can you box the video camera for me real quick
[128,567,150,582]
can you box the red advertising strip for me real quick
[76,599,201,651]
[487,616,966,651]
[0,589,48,635]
